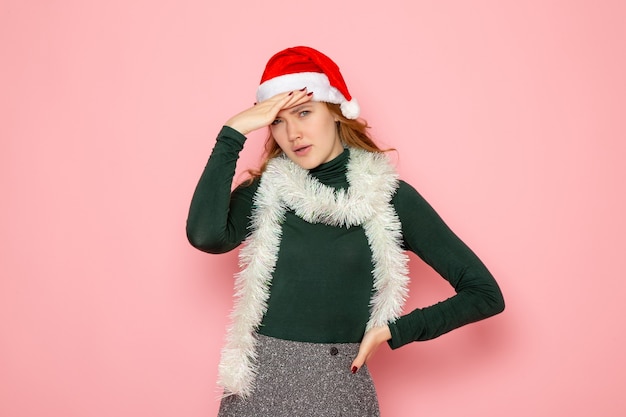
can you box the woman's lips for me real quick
[293,145,312,156]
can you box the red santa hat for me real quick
[256,46,360,119]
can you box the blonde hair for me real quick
[245,103,389,181]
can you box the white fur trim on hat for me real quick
[256,72,360,119]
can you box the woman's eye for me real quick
[299,110,310,117]
[271,119,281,125]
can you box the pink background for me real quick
[2,1,625,416]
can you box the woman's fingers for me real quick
[225,89,312,135]
[350,346,369,374]
[283,88,314,107]
[266,88,312,115]
[350,325,391,374]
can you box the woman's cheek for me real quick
[272,129,289,151]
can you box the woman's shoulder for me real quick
[233,176,261,200]
[394,179,421,198]
[392,179,433,213]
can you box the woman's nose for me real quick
[286,123,301,141]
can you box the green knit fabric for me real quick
[187,126,504,348]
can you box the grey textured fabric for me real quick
[218,334,380,417]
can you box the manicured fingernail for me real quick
[307,92,314,96]
[288,91,293,96]
[299,87,307,91]
[351,366,358,374]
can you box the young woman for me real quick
[187,46,505,416]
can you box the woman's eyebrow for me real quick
[289,104,311,114]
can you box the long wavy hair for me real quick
[245,102,389,181]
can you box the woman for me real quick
[187,46,505,416]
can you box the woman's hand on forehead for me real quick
[225,89,313,136]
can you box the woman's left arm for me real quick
[351,180,504,371]
[387,180,505,349]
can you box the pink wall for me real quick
[2,1,625,416]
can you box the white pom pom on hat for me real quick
[256,46,361,119]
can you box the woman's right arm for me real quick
[186,126,258,254]
[186,90,313,254]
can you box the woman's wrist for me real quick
[224,119,250,136]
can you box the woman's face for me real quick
[270,101,344,170]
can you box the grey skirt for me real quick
[218,334,380,417]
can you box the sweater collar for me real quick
[309,148,349,187]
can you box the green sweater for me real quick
[187,126,504,349]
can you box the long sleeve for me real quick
[186,126,259,254]
[388,181,505,349]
